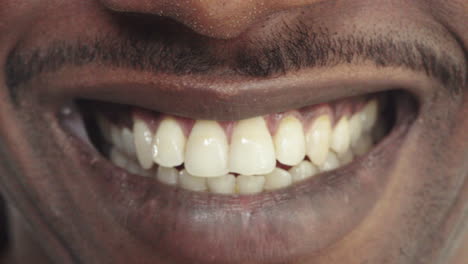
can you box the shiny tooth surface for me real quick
[207,174,236,194]
[288,160,318,183]
[263,168,292,191]
[306,115,332,166]
[273,116,306,166]
[360,100,378,131]
[330,116,350,155]
[348,113,363,145]
[229,117,276,175]
[152,118,186,167]
[185,120,229,177]
[236,175,265,194]
[110,148,128,168]
[133,118,154,169]
[157,166,178,185]
[319,152,340,172]
[121,128,136,156]
[352,133,373,156]
[179,170,207,191]
[338,149,354,165]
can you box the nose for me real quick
[98,0,322,38]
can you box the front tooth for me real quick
[330,116,350,155]
[306,115,332,166]
[348,113,363,145]
[352,133,373,156]
[360,100,378,131]
[157,166,179,185]
[273,116,306,166]
[179,170,207,191]
[185,120,229,177]
[288,160,318,183]
[207,174,236,194]
[133,118,154,169]
[236,175,265,194]
[319,152,340,172]
[121,128,136,156]
[110,148,128,168]
[263,168,292,191]
[152,118,186,167]
[229,117,276,175]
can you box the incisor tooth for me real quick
[263,168,292,191]
[152,118,186,167]
[348,113,363,145]
[207,174,236,194]
[185,120,229,177]
[157,166,178,185]
[288,160,318,183]
[319,152,340,172]
[306,115,332,166]
[360,100,378,131]
[274,116,306,166]
[236,175,265,194]
[133,119,154,169]
[179,170,207,191]
[229,117,276,175]
[330,116,350,155]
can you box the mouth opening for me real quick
[75,90,411,195]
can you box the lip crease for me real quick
[58,83,416,263]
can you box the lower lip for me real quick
[64,92,415,263]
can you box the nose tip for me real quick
[99,0,320,39]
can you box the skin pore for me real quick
[0,0,467,263]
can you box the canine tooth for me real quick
[306,115,332,166]
[110,148,127,168]
[133,119,154,169]
[352,133,373,156]
[338,149,354,165]
[360,100,378,131]
[288,160,318,182]
[349,113,363,145]
[121,128,136,156]
[319,152,340,172]
[236,175,265,194]
[263,168,292,191]
[331,116,350,155]
[207,174,236,194]
[274,116,306,166]
[157,166,179,185]
[179,170,207,191]
[229,117,276,175]
[152,118,186,167]
[185,120,229,177]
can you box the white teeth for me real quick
[352,133,373,156]
[121,128,136,156]
[179,170,207,191]
[125,159,142,175]
[288,160,318,183]
[306,115,332,166]
[236,175,265,194]
[207,174,236,194]
[133,118,154,169]
[185,120,229,177]
[319,152,340,172]
[110,148,128,168]
[263,168,292,191]
[156,166,179,186]
[152,118,186,168]
[229,117,276,176]
[273,116,306,166]
[348,112,363,145]
[330,116,350,155]
[360,100,378,131]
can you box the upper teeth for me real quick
[100,99,382,194]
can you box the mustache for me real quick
[4,19,466,103]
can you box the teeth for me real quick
[229,117,276,175]
[348,112,363,145]
[110,124,123,150]
[360,100,378,131]
[121,128,136,156]
[273,116,306,166]
[156,166,179,185]
[152,118,186,168]
[352,132,373,156]
[236,175,265,194]
[330,116,350,155]
[207,174,236,194]
[288,160,318,183]
[185,120,229,177]
[338,149,354,165]
[306,115,332,166]
[110,148,128,168]
[263,168,292,191]
[133,118,154,169]
[319,151,340,172]
[179,170,207,191]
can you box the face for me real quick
[0,0,466,263]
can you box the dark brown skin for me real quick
[0,0,467,263]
